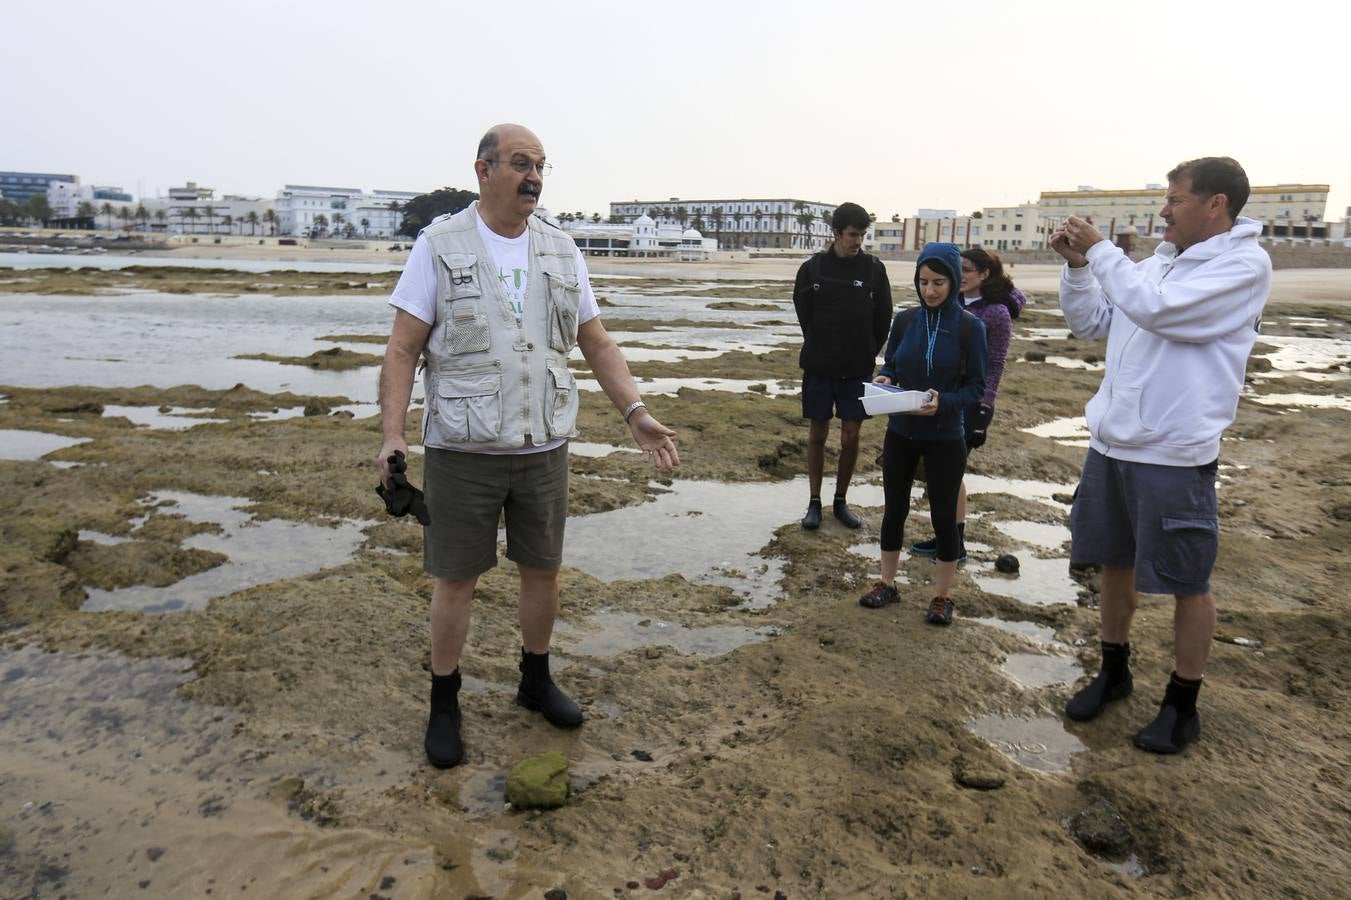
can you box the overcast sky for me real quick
[7,0,1349,220]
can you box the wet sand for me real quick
[1,268,1349,897]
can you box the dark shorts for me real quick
[801,372,870,422]
[422,444,569,581]
[1069,448,1219,596]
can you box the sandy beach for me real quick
[1,258,1348,898]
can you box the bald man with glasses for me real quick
[378,123,679,768]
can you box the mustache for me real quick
[518,183,541,197]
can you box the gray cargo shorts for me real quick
[1069,448,1220,596]
[422,444,569,581]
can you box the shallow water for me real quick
[562,476,885,606]
[966,714,1087,774]
[1021,416,1091,447]
[0,251,404,274]
[969,617,1060,646]
[568,440,640,458]
[575,375,797,397]
[81,491,371,613]
[971,556,1081,607]
[990,520,1071,551]
[1000,652,1083,689]
[1246,392,1351,411]
[103,404,228,430]
[0,428,91,460]
[555,610,778,658]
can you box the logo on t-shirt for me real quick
[497,266,527,320]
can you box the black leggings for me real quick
[880,430,967,562]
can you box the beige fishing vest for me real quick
[420,202,582,451]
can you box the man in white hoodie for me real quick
[1049,157,1271,754]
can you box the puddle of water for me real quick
[969,617,1059,645]
[1023,327,1072,340]
[81,491,371,613]
[103,404,228,430]
[247,406,307,421]
[966,714,1087,774]
[1000,652,1083,689]
[0,644,435,899]
[1255,334,1351,373]
[556,610,777,658]
[972,556,1081,607]
[964,473,1076,507]
[0,428,92,460]
[1037,356,1104,371]
[568,440,640,458]
[564,477,885,607]
[1246,392,1351,410]
[990,520,1071,551]
[576,376,797,397]
[77,529,137,545]
[1022,416,1091,447]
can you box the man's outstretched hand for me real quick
[376,449,431,525]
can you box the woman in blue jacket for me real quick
[858,243,987,624]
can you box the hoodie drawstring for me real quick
[923,305,941,375]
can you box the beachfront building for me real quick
[0,171,78,205]
[1037,183,1332,241]
[608,198,835,250]
[974,204,1049,251]
[275,185,419,238]
[137,183,274,236]
[560,214,715,260]
[865,210,983,255]
[45,181,136,221]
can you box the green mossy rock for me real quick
[505,751,570,809]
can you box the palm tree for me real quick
[118,207,133,231]
[135,204,149,231]
[203,204,217,235]
[796,209,816,249]
[181,206,198,234]
[590,212,601,224]
[710,208,724,245]
[332,213,344,237]
[246,210,259,236]
[675,206,689,228]
[263,208,277,236]
[100,202,115,230]
[360,217,370,237]
[221,214,233,235]
[154,209,167,232]
[312,213,328,237]
[77,201,97,225]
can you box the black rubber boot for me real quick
[1133,673,1202,754]
[1066,641,1133,721]
[425,669,464,768]
[832,495,862,529]
[802,497,822,530]
[516,649,583,728]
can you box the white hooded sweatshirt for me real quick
[1059,217,1271,466]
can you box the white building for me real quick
[45,179,137,225]
[866,212,983,254]
[1037,183,1332,241]
[562,214,714,259]
[609,197,836,250]
[275,184,419,238]
[974,204,1048,251]
[137,183,274,235]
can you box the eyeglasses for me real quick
[961,266,978,274]
[487,158,553,176]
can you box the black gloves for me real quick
[967,405,994,450]
[376,450,431,525]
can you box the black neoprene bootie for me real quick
[516,650,583,728]
[802,497,822,530]
[425,669,464,768]
[832,495,862,529]
[1066,641,1133,722]
[1133,672,1202,754]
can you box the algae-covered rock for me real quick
[505,751,570,809]
[268,776,305,803]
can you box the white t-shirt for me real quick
[962,292,983,307]
[388,209,600,327]
[387,209,601,454]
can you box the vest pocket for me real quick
[545,364,578,438]
[446,301,490,355]
[429,372,502,443]
[545,272,581,353]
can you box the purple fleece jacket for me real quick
[964,287,1019,407]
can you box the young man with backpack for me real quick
[792,202,892,530]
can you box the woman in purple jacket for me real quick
[911,248,1021,559]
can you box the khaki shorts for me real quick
[422,445,569,581]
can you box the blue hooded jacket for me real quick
[877,242,988,440]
